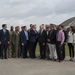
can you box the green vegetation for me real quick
[36,44,75,56]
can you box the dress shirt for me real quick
[67,31,74,43]
[56,30,65,44]
[73,33,75,43]
[24,31,28,40]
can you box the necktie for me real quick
[25,31,28,40]
[40,30,43,35]
[4,30,6,41]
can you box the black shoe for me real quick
[58,60,63,62]
[1,57,3,59]
[5,57,7,59]
[39,57,43,59]
[47,58,50,60]
[50,58,52,60]
[53,59,57,61]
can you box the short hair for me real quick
[2,24,7,27]
[42,24,44,26]
[46,25,50,28]
[30,24,32,27]
[33,24,36,27]
[10,26,14,28]
[15,26,19,29]
[59,25,64,28]
[23,26,27,28]
[50,24,54,26]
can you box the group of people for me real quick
[0,24,75,62]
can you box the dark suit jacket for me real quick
[63,30,68,42]
[46,31,50,43]
[38,30,47,44]
[0,29,9,45]
[47,29,56,44]
[29,29,38,43]
[20,31,28,45]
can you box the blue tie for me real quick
[4,31,7,41]
[25,31,28,40]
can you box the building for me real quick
[60,17,75,28]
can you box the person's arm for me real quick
[7,30,10,44]
[30,30,36,36]
[0,30,1,44]
[73,34,75,44]
[43,31,47,45]
[61,32,65,45]
[50,30,56,41]
[20,32,24,46]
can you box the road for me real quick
[0,57,75,75]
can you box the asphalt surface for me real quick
[0,57,75,75]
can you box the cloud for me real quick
[0,0,75,30]
[54,0,75,14]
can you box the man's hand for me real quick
[22,43,24,46]
[72,43,75,46]
[59,44,62,47]
[47,39,50,42]
[8,41,10,44]
[64,42,66,45]
[43,43,45,45]
[46,43,49,45]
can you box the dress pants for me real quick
[1,42,8,59]
[39,42,46,59]
[22,44,27,58]
[46,44,50,59]
[48,44,57,59]
[56,41,63,61]
[62,44,66,60]
[0,45,1,58]
[68,43,74,58]
[29,42,37,58]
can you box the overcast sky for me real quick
[0,0,75,29]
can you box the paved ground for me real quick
[0,57,75,75]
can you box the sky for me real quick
[0,0,75,29]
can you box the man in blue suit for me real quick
[20,26,29,58]
[29,25,38,58]
[0,24,9,59]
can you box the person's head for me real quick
[53,24,57,30]
[59,25,64,29]
[10,26,14,31]
[23,26,27,31]
[57,25,62,31]
[50,24,54,29]
[72,27,75,33]
[33,24,36,29]
[2,24,7,29]
[21,26,23,31]
[15,26,20,31]
[30,24,33,29]
[46,25,50,31]
[69,26,73,31]
[40,24,44,30]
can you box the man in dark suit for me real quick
[0,24,9,59]
[47,24,57,61]
[29,25,38,58]
[45,25,50,60]
[20,26,29,58]
[38,25,47,59]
